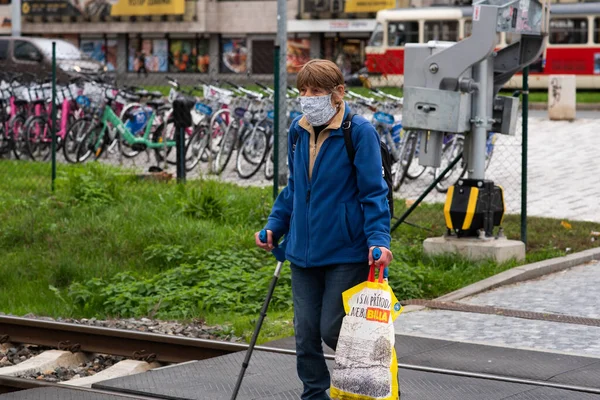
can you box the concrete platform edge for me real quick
[436,247,600,302]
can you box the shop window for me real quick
[0,39,8,60]
[80,39,117,71]
[14,41,42,62]
[169,39,210,73]
[387,21,418,46]
[220,38,248,74]
[287,39,310,73]
[323,37,366,76]
[252,40,274,74]
[128,37,168,73]
[549,18,588,45]
[424,20,458,42]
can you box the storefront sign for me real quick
[21,0,81,17]
[344,0,395,13]
[288,19,376,33]
[110,0,184,16]
[21,0,184,17]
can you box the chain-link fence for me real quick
[0,38,528,243]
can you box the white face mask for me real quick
[299,94,338,126]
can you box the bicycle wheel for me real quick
[24,116,52,161]
[393,133,417,192]
[0,123,10,157]
[212,120,239,175]
[236,120,269,179]
[10,115,27,160]
[63,118,93,164]
[405,131,427,180]
[152,120,183,166]
[264,144,274,180]
[118,103,146,158]
[204,109,230,162]
[185,126,208,172]
[434,136,467,194]
[77,123,105,163]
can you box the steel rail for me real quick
[0,315,247,364]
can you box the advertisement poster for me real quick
[80,39,117,71]
[80,39,105,64]
[0,2,10,35]
[21,0,184,18]
[287,39,310,73]
[129,38,168,73]
[170,39,196,73]
[220,38,247,74]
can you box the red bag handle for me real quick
[368,264,385,283]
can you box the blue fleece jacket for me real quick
[264,103,391,267]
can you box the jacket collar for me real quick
[298,101,348,137]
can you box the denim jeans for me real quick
[291,262,369,400]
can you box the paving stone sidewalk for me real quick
[394,260,600,357]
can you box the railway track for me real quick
[0,315,599,397]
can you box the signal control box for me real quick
[444,179,505,238]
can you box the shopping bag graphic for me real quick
[330,265,403,400]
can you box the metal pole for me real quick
[468,57,493,180]
[391,153,463,233]
[276,0,288,187]
[273,47,280,200]
[51,42,57,192]
[12,0,21,37]
[521,67,529,245]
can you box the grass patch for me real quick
[1,161,598,344]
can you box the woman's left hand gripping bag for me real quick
[330,266,403,400]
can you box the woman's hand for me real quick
[369,246,393,269]
[255,230,275,251]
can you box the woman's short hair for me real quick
[297,59,345,91]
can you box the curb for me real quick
[435,247,600,302]
[529,102,600,111]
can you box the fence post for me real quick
[273,47,280,201]
[51,42,57,192]
[521,66,529,246]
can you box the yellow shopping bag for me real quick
[330,265,403,400]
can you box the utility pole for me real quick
[276,0,288,188]
[12,0,22,37]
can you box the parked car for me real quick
[0,36,106,83]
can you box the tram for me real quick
[365,3,600,88]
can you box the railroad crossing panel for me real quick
[92,350,600,400]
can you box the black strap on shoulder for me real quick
[342,113,356,164]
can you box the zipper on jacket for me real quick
[305,182,311,266]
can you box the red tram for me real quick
[365,3,600,88]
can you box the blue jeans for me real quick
[291,262,369,400]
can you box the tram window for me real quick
[387,22,419,46]
[550,18,588,44]
[424,20,458,42]
[464,21,501,42]
[595,18,600,43]
[369,23,384,47]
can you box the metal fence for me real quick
[0,42,529,243]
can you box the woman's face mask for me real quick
[299,93,338,127]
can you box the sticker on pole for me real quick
[473,5,481,21]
